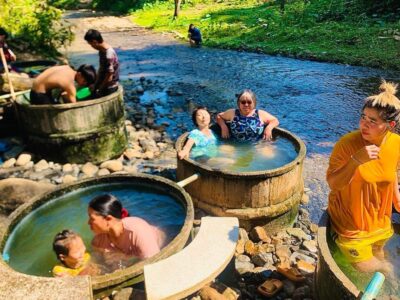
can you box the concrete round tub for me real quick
[0,174,194,298]
[176,127,306,232]
[14,86,127,163]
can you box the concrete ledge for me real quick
[0,262,93,300]
[144,217,239,300]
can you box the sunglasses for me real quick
[240,101,253,105]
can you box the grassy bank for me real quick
[133,0,400,70]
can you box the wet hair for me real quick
[192,106,210,126]
[89,194,129,219]
[84,29,103,43]
[363,80,400,133]
[237,89,257,107]
[77,64,96,85]
[0,28,8,38]
[53,229,79,261]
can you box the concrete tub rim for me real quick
[0,174,194,291]
[317,211,359,298]
[175,127,306,179]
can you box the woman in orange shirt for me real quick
[327,81,400,274]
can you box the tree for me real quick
[174,0,182,18]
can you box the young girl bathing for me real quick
[178,106,218,159]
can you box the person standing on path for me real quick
[84,29,120,97]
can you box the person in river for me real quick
[52,229,99,277]
[0,27,16,72]
[88,194,164,262]
[188,24,202,47]
[178,106,218,159]
[30,64,96,104]
[84,29,120,97]
[216,89,279,142]
[327,80,400,274]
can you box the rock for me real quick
[251,252,273,267]
[100,160,123,172]
[81,162,99,177]
[290,251,316,266]
[199,286,225,300]
[124,148,143,160]
[62,175,77,184]
[236,254,251,262]
[97,168,111,176]
[62,163,73,173]
[143,150,155,159]
[34,159,49,172]
[275,245,291,266]
[136,86,144,94]
[0,178,55,215]
[283,279,296,296]
[238,228,249,241]
[244,240,256,256]
[297,260,315,275]
[139,138,158,152]
[235,239,245,255]
[259,243,275,253]
[301,193,309,204]
[222,287,239,300]
[235,259,254,275]
[123,165,138,174]
[2,158,16,168]
[302,240,318,253]
[113,287,146,300]
[249,226,271,243]
[29,169,55,181]
[293,286,310,300]
[23,161,34,170]
[15,153,32,166]
[287,228,311,241]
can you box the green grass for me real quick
[132,0,400,70]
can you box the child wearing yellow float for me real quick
[327,81,400,274]
[52,229,94,277]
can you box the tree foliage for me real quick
[0,0,73,53]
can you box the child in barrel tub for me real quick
[178,106,218,159]
[52,229,100,277]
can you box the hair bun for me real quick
[379,80,398,95]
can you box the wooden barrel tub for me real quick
[316,212,360,300]
[176,127,306,232]
[14,86,127,163]
[0,174,194,298]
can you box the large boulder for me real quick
[0,178,55,215]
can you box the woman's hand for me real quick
[352,145,380,165]
[178,149,189,160]
[263,127,273,141]
[220,125,230,139]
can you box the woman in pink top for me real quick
[88,194,164,260]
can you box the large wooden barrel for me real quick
[176,127,306,232]
[315,212,360,300]
[15,86,127,163]
[0,174,194,298]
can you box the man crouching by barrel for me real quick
[30,64,96,105]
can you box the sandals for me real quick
[257,279,283,297]
[277,266,306,282]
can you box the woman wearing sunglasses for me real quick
[327,80,400,274]
[216,89,279,142]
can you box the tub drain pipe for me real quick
[177,173,200,188]
[360,272,385,300]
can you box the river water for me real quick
[63,11,400,223]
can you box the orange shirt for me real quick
[327,130,400,239]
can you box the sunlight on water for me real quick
[2,183,186,277]
[189,136,298,172]
[328,219,400,298]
